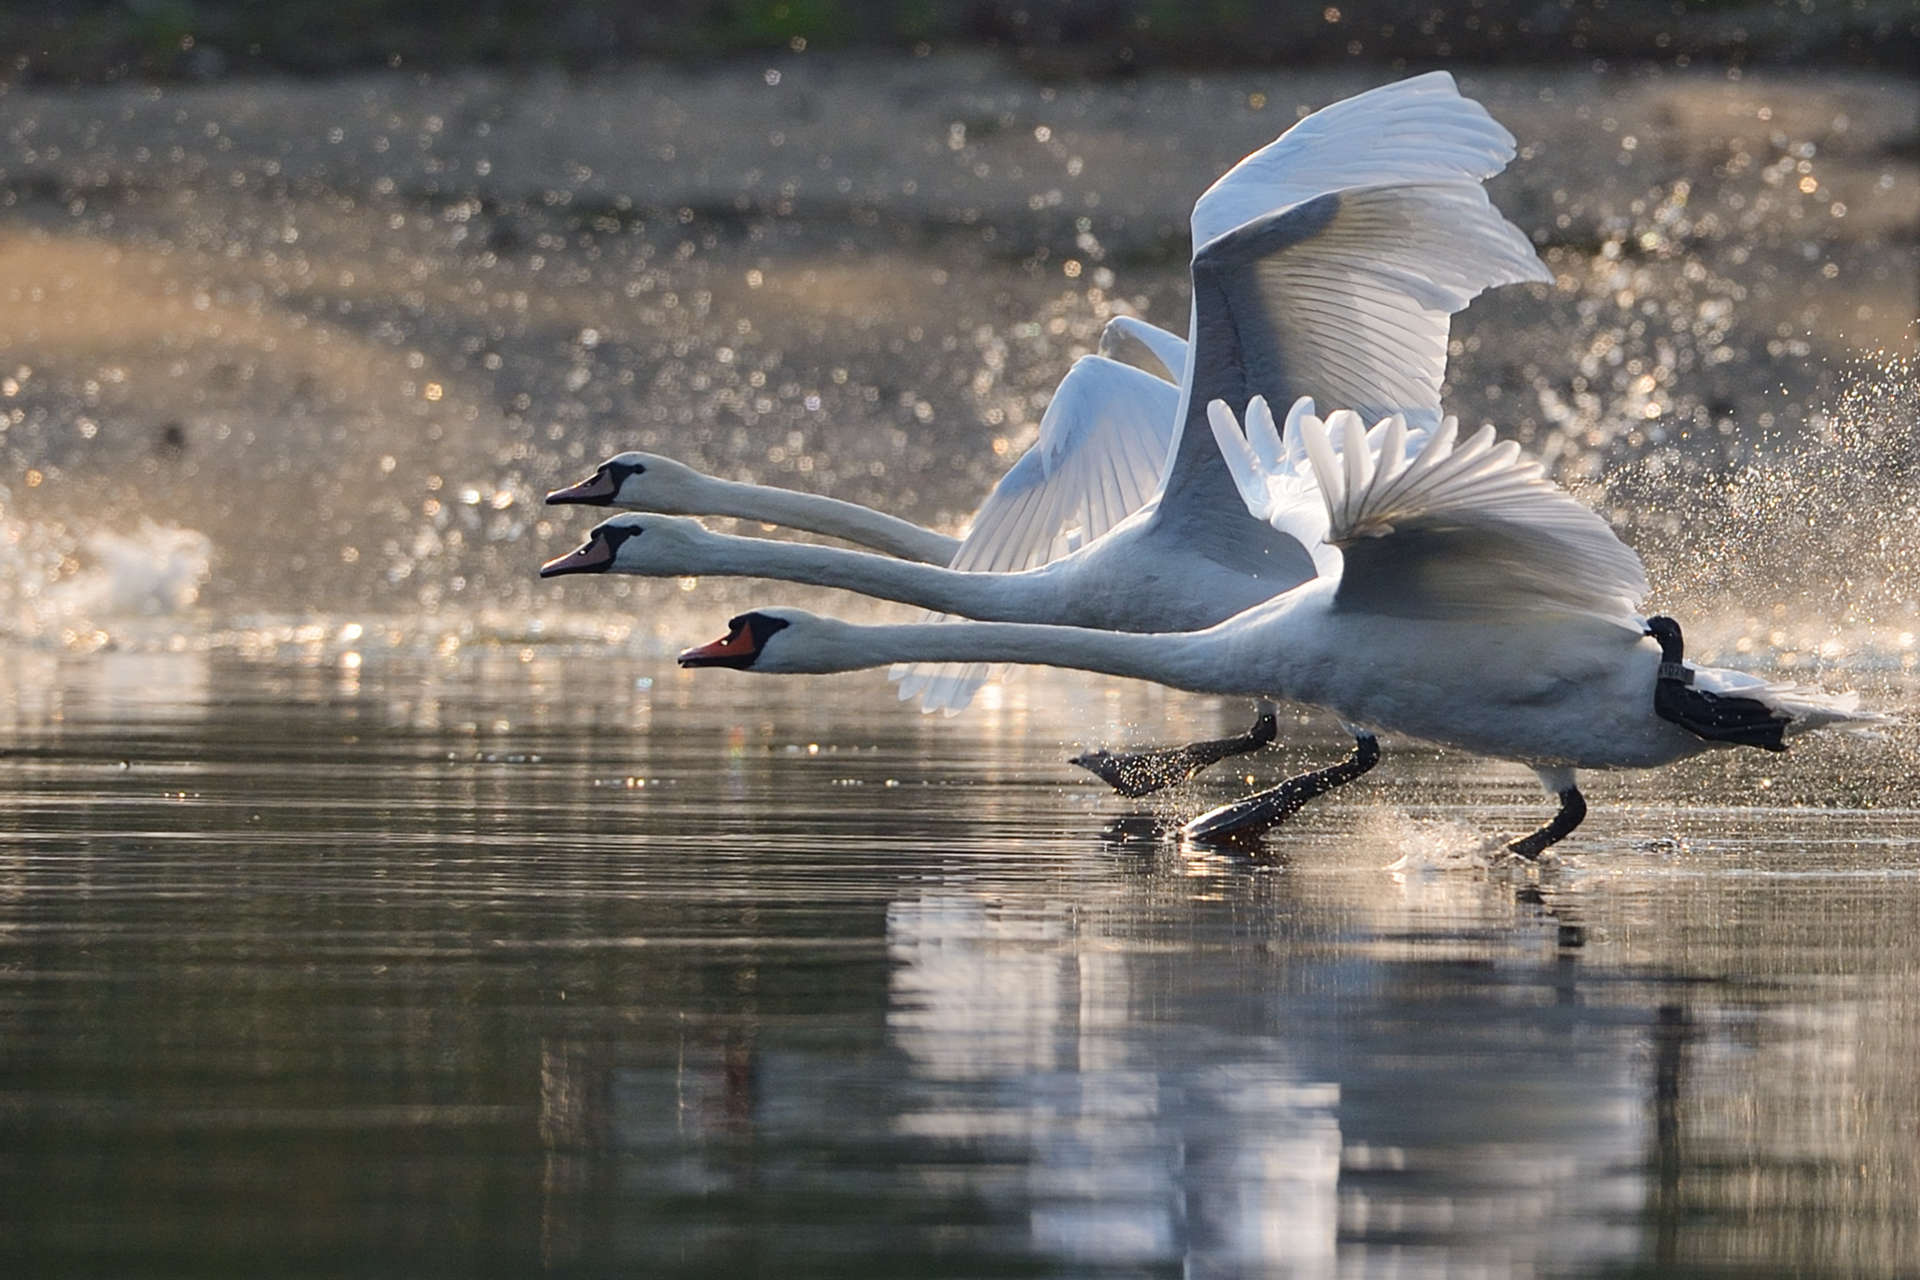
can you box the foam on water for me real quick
[1368,810,1516,873]
[0,482,211,645]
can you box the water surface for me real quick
[2,651,1915,1276]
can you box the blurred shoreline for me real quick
[3,0,1917,84]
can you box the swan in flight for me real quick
[671,395,1882,855]
[546,313,1188,571]
[544,72,1551,790]
[547,447,963,567]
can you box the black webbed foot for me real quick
[1180,732,1379,846]
[1506,787,1587,860]
[1070,709,1279,798]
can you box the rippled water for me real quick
[3,651,1917,1276]
[2,52,1916,1275]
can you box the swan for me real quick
[542,316,1172,566]
[544,72,1552,794]
[670,395,1883,855]
[545,313,1187,571]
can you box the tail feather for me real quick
[1694,667,1890,737]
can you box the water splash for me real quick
[0,489,211,646]
[1369,811,1514,873]
[1622,352,1920,670]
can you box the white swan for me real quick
[545,73,1550,785]
[540,399,1405,787]
[672,395,1883,856]
[545,314,1187,570]
[547,448,962,566]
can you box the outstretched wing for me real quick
[959,356,1181,572]
[893,355,1181,713]
[1098,314,1187,384]
[1213,396,1647,625]
[1155,73,1552,539]
[1189,71,1525,250]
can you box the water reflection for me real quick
[1,653,1916,1276]
[881,875,1659,1276]
[887,891,1345,1273]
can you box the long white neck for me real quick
[780,615,1278,697]
[655,530,1060,622]
[693,475,959,565]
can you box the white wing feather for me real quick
[1207,396,1431,582]
[1191,71,1533,255]
[893,355,1181,712]
[1192,183,1551,433]
[1214,396,1647,625]
[1097,314,1187,384]
[1158,75,1551,524]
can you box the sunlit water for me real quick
[3,651,1917,1276]
[1,61,1914,658]
[2,54,1917,1275]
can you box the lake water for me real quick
[3,649,1916,1277]
[2,53,1916,1277]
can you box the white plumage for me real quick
[672,393,1884,853]
[1211,396,1648,626]
[551,73,1553,725]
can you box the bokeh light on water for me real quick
[2,35,1919,1278]
[0,60,1912,665]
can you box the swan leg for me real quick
[1069,702,1279,799]
[1507,770,1588,860]
[1179,731,1380,846]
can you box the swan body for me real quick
[676,395,1881,851]
[549,72,1553,716]
[676,592,1849,773]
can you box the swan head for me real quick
[538,512,713,578]
[678,608,850,674]
[1644,615,1684,663]
[546,452,707,511]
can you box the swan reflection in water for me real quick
[879,884,1650,1274]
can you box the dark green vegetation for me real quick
[5,0,1916,83]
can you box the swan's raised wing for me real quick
[1155,74,1552,541]
[1213,397,1647,625]
[1190,72,1520,250]
[1209,395,1432,582]
[957,356,1182,575]
[893,354,1181,713]
[1098,314,1187,384]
